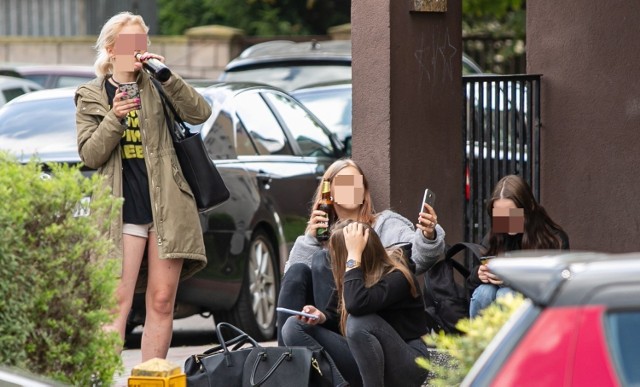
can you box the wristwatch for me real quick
[346,259,359,269]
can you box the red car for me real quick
[463,252,640,386]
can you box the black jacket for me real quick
[341,268,428,341]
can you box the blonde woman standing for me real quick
[75,12,211,361]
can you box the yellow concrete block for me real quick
[131,358,181,377]
[127,373,186,387]
[129,358,185,387]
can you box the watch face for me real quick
[346,259,357,268]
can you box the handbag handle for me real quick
[248,349,293,387]
[150,78,190,140]
[215,322,260,353]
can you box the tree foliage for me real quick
[463,0,526,38]
[157,0,351,36]
[417,293,526,386]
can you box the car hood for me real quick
[487,251,637,306]
[0,132,81,163]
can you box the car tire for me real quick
[214,229,279,341]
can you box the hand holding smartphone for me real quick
[276,307,318,320]
[419,188,436,213]
[118,82,141,110]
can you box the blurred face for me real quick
[492,198,524,235]
[332,166,365,211]
[108,25,147,73]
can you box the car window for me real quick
[263,92,335,158]
[23,74,47,87]
[235,121,259,156]
[203,110,240,159]
[1,87,26,103]
[294,88,352,136]
[234,91,292,156]
[57,75,94,88]
[606,310,640,385]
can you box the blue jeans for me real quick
[276,250,336,345]
[281,316,363,387]
[469,284,516,318]
[346,314,429,387]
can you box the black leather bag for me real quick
[152,79,230,212]
[184,322,260,387]
[242,346,349,387]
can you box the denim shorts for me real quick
[122,222,155,238]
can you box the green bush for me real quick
[0,153,123,385]
[417,293,525,386]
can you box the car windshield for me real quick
[222,65,352,91]
[0,97,77,155]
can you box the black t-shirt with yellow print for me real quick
[106,80,153,225]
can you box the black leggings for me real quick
[276,250,336,345]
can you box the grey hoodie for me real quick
[284,210,445,274]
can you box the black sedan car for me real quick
[0,83,344,340]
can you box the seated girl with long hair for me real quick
[468,175,569,317]
[281,220,430,387]
[277,159,445,346]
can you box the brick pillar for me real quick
[352,0,464,243]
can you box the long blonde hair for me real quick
[309,159,376,227]
[94,12,149,77]
[329,220,418,335]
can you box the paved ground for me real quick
[112,315,441,386]
[113,316,277,386]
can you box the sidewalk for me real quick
[114,344,210,387]
[114,340,277,386]
[112,316,277,386]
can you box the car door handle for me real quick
[257,171,272,189]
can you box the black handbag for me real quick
[242,346,349,387]
[184,322,260,387]
[152,78,230,212]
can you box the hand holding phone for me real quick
[118,82,141,110]
[419,188,436,213]
[276,307,318,320]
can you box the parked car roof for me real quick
[488,252,640,306]
[0,64,95,89]
[227,40,351,68]
[220,40,484,91]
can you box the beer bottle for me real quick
[135,53,172,82]
[316,180,335,242]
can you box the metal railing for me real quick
[462,74,542,243]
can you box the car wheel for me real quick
[214,230,279,341]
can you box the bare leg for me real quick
[105,234,146,351]
[141,231,183,361]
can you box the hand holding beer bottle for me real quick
[314,180,336,242]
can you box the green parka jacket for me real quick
[75,71,212,292]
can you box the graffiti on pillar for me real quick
[414,28,457,93]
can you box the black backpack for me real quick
[423,242,485,333]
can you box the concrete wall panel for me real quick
[528,1,640,252]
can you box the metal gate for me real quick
[462,74,542,243]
